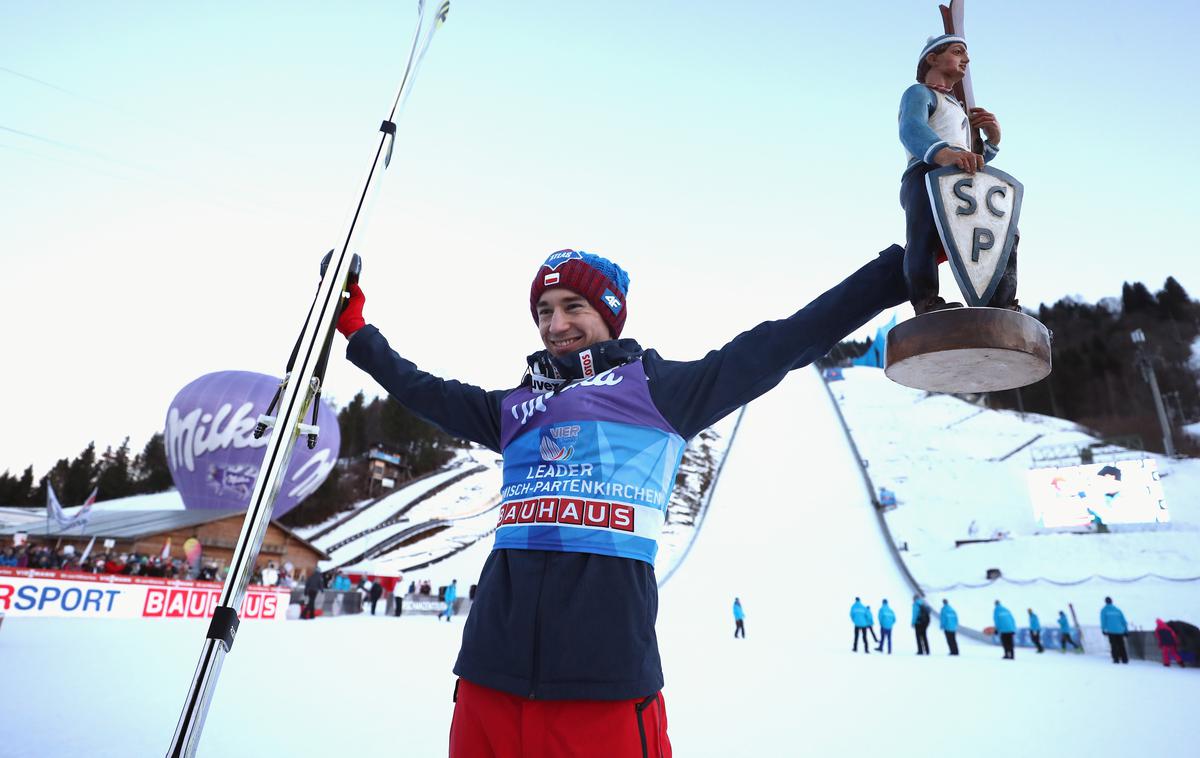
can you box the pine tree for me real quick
[338,391,370,460]
[1157,277,1194,322]
[380,396,457,476]
[61,442,98,504]
[132,433,174,493]
[32,458,68,508]
[97,438,136,500]
[1121,281,1157,314]
[0,467,33,505]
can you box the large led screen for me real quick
[1026,459,1168,528]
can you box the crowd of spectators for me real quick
[248,561,298,588]
[0,541,209,578]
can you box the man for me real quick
[438,579,458,622]
[393,577,405,617]
[733,597,746,639]
[940,599,959,656]
[1101,596,1130,664]
[303,570,324,620]
[1057,611,1080,652]
[851,597,871,654]
[339,244,907,756]
[1028,608,1044,653]
[876,599,895,654]
[994,600,1017,659]
[898,34,1014,315]
[912,595,931,655]
[369,578,384,616]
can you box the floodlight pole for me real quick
[1130,329,1176,457]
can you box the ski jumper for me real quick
[346,245,907,754]
[897,84,1011,306]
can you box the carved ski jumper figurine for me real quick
[898,33,1017,315]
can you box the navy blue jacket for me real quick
[346,245,906,700]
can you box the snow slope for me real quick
[828,366,1200,638]
[1,368,1196,757]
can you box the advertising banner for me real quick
[0,568,289,622]
[1027,459,1168,528]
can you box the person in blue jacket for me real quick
[1027,608,1044,653]
[876,599,896,654]
[865,604,879,645]
[940,599,959,655]
[338,246,908,755]
[994,600,1017,659]
[851,597,871,653]
[733,597,746,639]
[438,579,458,622]
[1100,596,1129,664]
[912,595,931,655]
[1057,611,1080,652]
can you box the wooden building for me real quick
[0,509,328,578]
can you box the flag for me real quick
[161,536,172,560]
[852,314,898,369]
[79,535,97,563]
[46,483,68,523]
[46,484,96,529]
[73,487,97,529]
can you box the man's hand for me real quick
[338,283,367,339]
[969,107,1001,144]
[934,147,984,174]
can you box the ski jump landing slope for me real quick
[656,366,1196,757]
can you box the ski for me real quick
[165,3,449,756]
[938,0,983,152]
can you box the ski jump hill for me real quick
[2,368,1196,757]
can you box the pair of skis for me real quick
[166,2,449,755]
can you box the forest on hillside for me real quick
[824,277,1200,456]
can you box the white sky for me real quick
[3,0,1198,477]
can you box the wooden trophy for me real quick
[885,0,1051,394]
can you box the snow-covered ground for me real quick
[2,366,1195,757]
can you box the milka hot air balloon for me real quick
[165,371,340,516]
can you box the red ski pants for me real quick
[449,678,672,758]
[1161,646,1183,666]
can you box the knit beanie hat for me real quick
[529,249,631,338]
[919,33,966,65]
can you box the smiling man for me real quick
[338,246,907,757]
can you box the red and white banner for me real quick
[0,567,289,622]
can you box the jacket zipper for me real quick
[528,553,549,699]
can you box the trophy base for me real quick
[885,307,1051,393]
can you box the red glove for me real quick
[337,283,367,338]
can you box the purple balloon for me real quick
[165,371,341,516]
